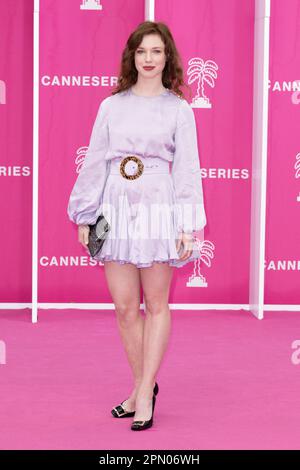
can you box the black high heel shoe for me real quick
[111,382,159,418]
[131,383,159,431]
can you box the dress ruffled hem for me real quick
[92,250,201,269]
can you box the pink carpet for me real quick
[0,309,300,450]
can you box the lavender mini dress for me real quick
[67,86,207,268]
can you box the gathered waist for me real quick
[108,155,171,178]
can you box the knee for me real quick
[144,297,169,317]
[115,303,141,326]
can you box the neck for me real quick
[131,79,165,96]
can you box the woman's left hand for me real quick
[176,231,194,261]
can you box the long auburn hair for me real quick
[111,21,191,101]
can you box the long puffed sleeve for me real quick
[171,99,207,233]
[67,97,110,225]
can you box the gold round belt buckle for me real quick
[119,156,144,180]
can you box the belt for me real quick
[109,155,170,180]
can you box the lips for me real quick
[143,66,155,70]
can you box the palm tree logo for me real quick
[186,238,215,287]
[80,0,103,10]
[295,153,300,202]
[75,146,89,174]
[0,80,6,105]
[0,340,6,365]
[187,58,218,109]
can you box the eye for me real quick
[136,50,162,54]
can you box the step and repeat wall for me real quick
[0,0,33,303]
[1,0,299,307]
[266,0,300,305]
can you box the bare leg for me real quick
[133,262,174,421]
[104,261,144,410]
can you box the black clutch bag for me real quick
[87,213,110,257]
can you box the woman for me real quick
[67,21,207,431]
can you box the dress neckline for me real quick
[129,86,169,98]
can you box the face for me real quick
[134,33,167,79]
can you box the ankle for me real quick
[139,379,156,390]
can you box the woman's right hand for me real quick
[78,224,90,249]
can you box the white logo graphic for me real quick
[273,79,300,104]
[75,146,89,174]
[80,0,103,10]
[0,340,6,365]
[186,239,214,287]
[0,80,6,105]
[291,340,300,365]
[187,58,218,109]
[295,153,300,202]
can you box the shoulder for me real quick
[99,94,113,109]
[166,91,193,113]
[174,96,195,127]
[95,95,114,119]
[175,95,192,111]
[99,90,128,108]
[163,90,193,119]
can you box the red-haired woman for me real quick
[67,21,207,431]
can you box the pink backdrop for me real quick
[0,0,33,303]
[157,0,255,304]
[1,0,299,306]
[265,0,300,305]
